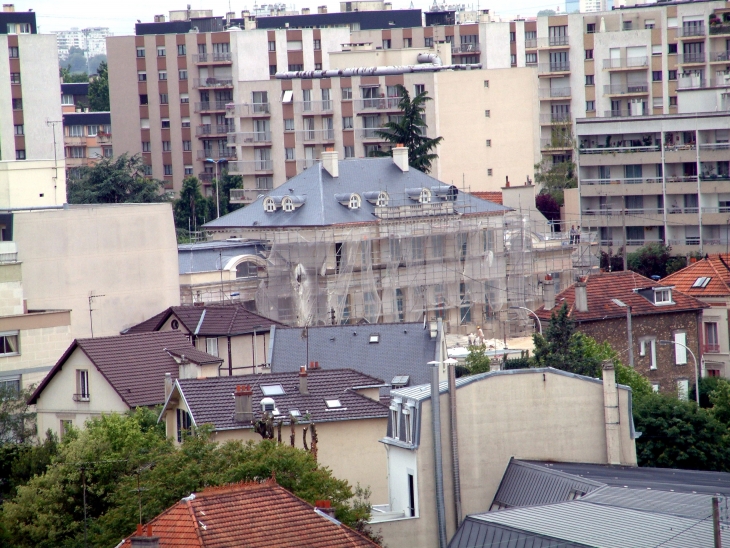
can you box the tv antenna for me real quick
[88,292,106,337]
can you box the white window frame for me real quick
[390,404,400,438]
[61,94,74,105]
[0,331,19,356]
[76,369,90,401]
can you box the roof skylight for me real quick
[691,277,711,288]
[261,384,285,396]
[325,399,342,409]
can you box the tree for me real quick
[535,193,561,224]
[627,242,673,278]
[0,385,35,445]
[372,84,443,173]
[464,344,491,375]
[599,248,625,272]
[66,154,168,204]
[59,65,88,83]
[88,61,109,111]
[216,170,244,217]
[174,176,214,232]
[534,158,576,205]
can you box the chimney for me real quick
[318,5,328,13]
[321,148,338,178]
[130,524,160,548]
[299,365,309,395]
[392,144,409,172]
[234,385,254,424]
[154,14,165,22]
[302,7,310,14]
[164,373,173,399]
[602,360,622,465]
[543,275,555,311]
[505,176,510,187]
[3,4,15,12]
[315,500,335,517]
[574,279,588,312]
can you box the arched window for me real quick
[376,191,389,207]
[349,194,361,210]
[282,196,295,212]
[236,261,258,279]
[419,188,432,203]
[263,197,277,212]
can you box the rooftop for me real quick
[178,239,266,275]
[470,191,503,205]
[60,82,89,96]
[662,255,730,298]
[252,9,423,30]
[63,112,111,126]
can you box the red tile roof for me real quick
[28,331,222,407]
[120,480,380,548]
[124,304,282,337]
[535,270,708,322]
[662,254,730,298]
[471,191,503,205]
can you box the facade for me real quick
[63,112,113,178]
[29,330,221,437]
[371,364,637,548]
[536,270,708,395]
[160,368,390,502]
[55,27,111,60]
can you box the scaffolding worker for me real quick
[476,325,485,345]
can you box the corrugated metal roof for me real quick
[448,518,591,548]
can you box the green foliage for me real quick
[216,170,244,217]
[59,65,88,83]
[0,385,35,445]
[1,410,369,548]
[626,243,673,279]
[689,376,724,408]
[709,379,730,425]
[174,176,215,231]
[66,154,168,204]
[88,61,109,112]
[579,335,653,398]
[534,159,577,205]
[0,431,59,504]
[372,84,443,173]
[464,344,491,375]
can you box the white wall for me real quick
[0,160,67,207]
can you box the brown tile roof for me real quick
[28,332,222,407]
[123,304,282,337]
[120,480,380,548]
[535,271,708,323]
[662,254,730,298]
[174,369,388,431]
[471,191,503,205]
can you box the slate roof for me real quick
[178,239,266,274]
[28,332,222,407]
[662,254,730,298]
[203,157,510,229]
[123,304,281,337]
[535,270,708,322]
[173,369,388,431]
[269,323,438,396]
[119,479,379,548]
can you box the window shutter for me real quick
[674,332,687,365]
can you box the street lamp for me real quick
[205,157,223,218]
[659,339,699,405]
[509,306,542,335]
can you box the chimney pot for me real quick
[321,150,339,178]
[234,384,254,423]
[392,145,409,172]
[575,281,588,313]
[505,176,510,187]
[299,365,309,395]
[543,275,555,311]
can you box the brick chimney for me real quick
[315,500,335,517]
[574,279,588,312]
[130,524,159,548]
[392,144,409,172]
[543,275,555,311]
[602,360,622,465]
[321,148,338,178]
[309,361,320,370]
[234,385,254,424]
[299,365,309,395]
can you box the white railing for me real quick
[580,144,659,154]
[538,87,571,98]
[195,101,228,112]
[226,103,271,117]
[580,177,662,185]
[354,97,402,110]
[193,77,233,88]
[296,129,335,142]
[227,160,274,174]
[294,100,334,114]
[228,131,272,145]
[602,56,649,69]
[538,62,570,73]
[603,83,649,95]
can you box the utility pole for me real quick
[625,305,634,367]
[622,203,628,271]
[712,496,722,548]
[46,119,63,204]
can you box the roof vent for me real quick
[261,397,277,413]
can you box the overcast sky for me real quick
[24,0,566,35]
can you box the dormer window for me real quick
[654,288,672,304]
[390,402,400,438]
[261,384,285,396]
[419,188,431,203]
[349,194,361,210]
[325,399,342,409]
[282,196,295,212]
[263,197,277,212]
[376,191,389,206]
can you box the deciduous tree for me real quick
[88,61,109,111]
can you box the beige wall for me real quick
[13,204,180,339]
[0,160,67,208]
[379,371,636,547]
[35,347,129,436]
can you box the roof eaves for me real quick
[27,339,79,404]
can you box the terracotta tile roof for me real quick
[28,332,222,407]
[120,480,380,548]
[535,271,708,323]
[123,304,282,337]
[662,254,730,298]
[174,369,388,431]
[471,191,503,205]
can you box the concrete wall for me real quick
[0,160,67,207]
[13,204,180,339]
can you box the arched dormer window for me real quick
[263,197,277,212]
[349,194,361,210]
[236,261,258,279]
[376,191,389,207]
[282,196,295,212]
[419,188,432,204]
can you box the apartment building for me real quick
[55,27,112,59]
[63,112,112,177]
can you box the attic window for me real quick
[261,384,285,396]
[391,375,410,387]
[691,277,711,288]
[263,197,277,212]
[369,333,380,343]
[325,399,342,408]
[282,197,295,212]
[349,194,361,210]
[419,188,432,204]
[376,191,389,207]
[290,409,301,417]
[654,288,672,304]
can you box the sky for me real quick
[23,0,568,36]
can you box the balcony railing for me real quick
[603,109,648,117]
[197,149,236,160]
[678,52,706,64]
[700,142,730,150]
[604,82,649,95]
[195,101,228,112]
[668,238,701,246]
[666,175,699,183]
[538,87,571,98]
[710,50,730,62]
[580,144,659,154]
[451,43,481,54]
[700,174,730,181]
[525,39,537,49]
[538,62,570,74]
[680,24,705,37]
[226,103,271,117]
[710,23,730,36]
[227,131,272,145]
[540,138,573,150]
[198,172,214,183]
[227,160,274,174]
[677,78,708,90]
[354,97,402,110]
[602,57,649,69]
[97,133,112,144]
[539,113,572,124]
[294,100,334,114]
[581,208,664,216]
[356,128,384,139]
[65,136,87,145]
[704,343,721,353]
[664,143,697,151]
[296,129,335,142]
[580,177,662,185]
[193,77,233,88]
[193,52,232,63]
[667,206,699,214]
[702,206,730,213]
[230,188,268,204]
[73,393,90,402]
[538,36,569,47]
[196,124,234,136]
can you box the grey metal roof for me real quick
[270,323,437,396]
[178,239,266,274]
[449,519,591,548]
[203,158,510,229]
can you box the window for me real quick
[667,70,677,81]
[652,71,662,82]
[176,44,186,56]
[425,37,434,47]
[343,116,353,129]
[180,93,189,103]
[325,399,342,409]
[198,44,207,55]
[668,44,677,54]
[587,23,596,33]
[313,39,321,50]
[652,383,660,393]
[586,100,596,111]
[404,37,412,48]
[288,64,304,71]
[485,139,492,147]
[164,165,172,176]
[586,75,594,85]
[526,52,537,64]
[12,98,22,110]
[160,93,169,104]
[10,73,20,84]
[14,124,23,136]
[136,46,145,58]
[75,369,90,401]
[176,409,192,442]
[256,176,273,190]
[623,21,632,31]
[669,96,677,107]
[0,332,19,356]
[483,80,489,88]
[677,380,689,401]
[510,54,517,66]
[158,70,167,81]
[344,146,354,158]
[341,87,352,100]
[284,118,295,131]
[15,150,26,160]
[315,63,322,70]
[139,94,149,105]
[206,337,218,357]
[487,168,493,176]
[639,338,657,370]
[184,166,193,175]
[182,140,191,151]
[674,332,687,364]
[143,165,152,176]
[179,69,188,80]
[157,46,166,57]
[138,71,147,82]
[382,39,391,49]
[68,147,85,158]
[104,147,113,158]
[268,40,276,51]
[141,141,151,152]
[645,20,655,29]
[161,119,170,128]
[585,49,593,60]
[390,403,400,438]
[653,97,663,108]
[0,377,20,397]
[284,147,295,160]
[162,141,171,152]
[484,109,491,118]
[693,277,712,288]
[8,46,18,58]
[509,31,516,43]
[269,64,277,76]
[705,322,719,352]
[408,474,416,517]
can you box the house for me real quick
[535,270,708,397]
[449,459,730,548]
[370,361,637,548]
[123,304,281,376]
[28,331,222,438]
[662,254,730,378]
[159,368,390,502]
[118,479,379,548]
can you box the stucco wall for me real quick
[0,160,67,208]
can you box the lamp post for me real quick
[508,306,542,335]
[205,157,223,218]
[659,339,699,405]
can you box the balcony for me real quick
[710,23,730,36]
[700,174,730,182]
[540,138,573,151]
[580,177,662,185]
[704,343,721,353]
[665,175,699,183]
[538,87,571,99]
[668,206,699,214]
[603,82,649,96]
[668,238,701,246]
[678,52,706,65]
[293,100,334,114]
[677,78,708,90]
[230,188,268,204]
[539,113,572,125]
[538,36,569,48]
[700,142,730,151]
[580,144,660,155]
[354,97,402,111]
[602,57,649,70]
[602,109,647,117]
[525,39,537,49]
[451,43,481,55]
[356,128,384,140]
[538,62,570,75]
[196,124,234,136]
[97,133,112,144]
[195,101,229,112]
[679,24,705,38]
[65,136,87,145]
[226,103,270,117]
[710,50,730,62]
[228,131,272,145]
[197,149,236,160]
[192,52,232,63]
[198,172,214,183]
[296,129,336,143]
[193,77,233,89]
[227,160,274,175]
